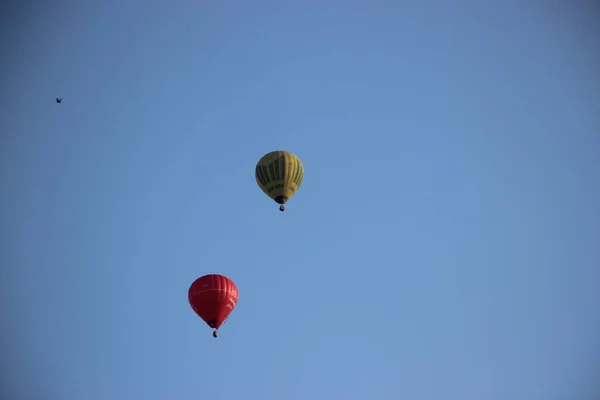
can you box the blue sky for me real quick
[1,2,599,399]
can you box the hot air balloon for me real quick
[188,274,238,338]
[255,150,304,212]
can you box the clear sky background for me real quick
[1,2,599,399]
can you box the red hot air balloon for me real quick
[188,274,239,338]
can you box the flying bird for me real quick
[56,97,62,103]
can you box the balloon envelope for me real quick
[255,150,304,205]
[188,274,238,330]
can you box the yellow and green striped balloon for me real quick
[255,150,304,211]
